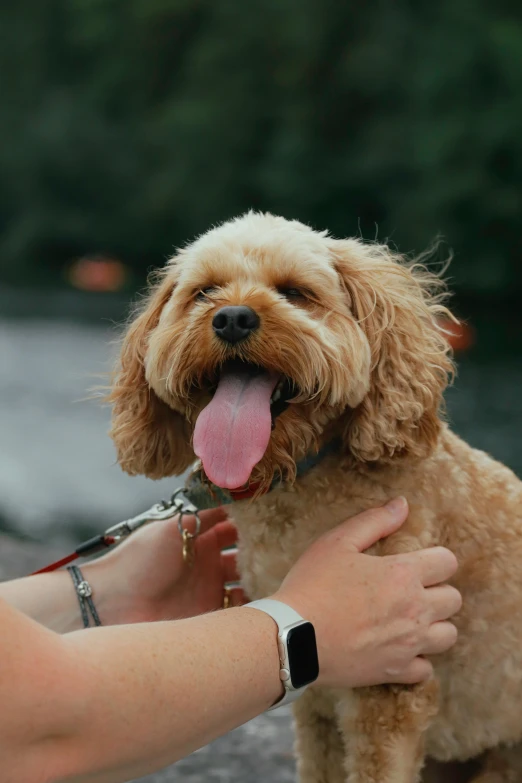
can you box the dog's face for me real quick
[109,213,454,487]
[143,215,372,490]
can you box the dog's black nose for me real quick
[212,306,260,344]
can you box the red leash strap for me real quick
[33,551,81,574]
[31,534,117,575]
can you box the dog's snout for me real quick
[212,305,260,344]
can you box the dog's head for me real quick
[109,212,454,488]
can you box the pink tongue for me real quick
[193,368,278,489]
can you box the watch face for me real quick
[286,622,319,689]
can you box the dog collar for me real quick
[183,439,340,510]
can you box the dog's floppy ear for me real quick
[330,239,455,463]
[108,271,194,479]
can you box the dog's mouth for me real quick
[193,359,296,490]
[269,374,295,423]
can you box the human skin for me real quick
[0,498,460,783]
[0,506,243,631]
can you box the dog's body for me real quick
[233,427,522,782]
[109,212,522,782]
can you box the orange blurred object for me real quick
[438,318,475,352]
[68,256,128,292]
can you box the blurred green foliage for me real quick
[0,0,521,294]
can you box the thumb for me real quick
[337,497,409,553]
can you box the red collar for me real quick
[228,481,267,501]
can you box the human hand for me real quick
[272,497,461,688]
[83,506,245,625]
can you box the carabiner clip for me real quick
[104,487,200,541]
[31,488,203,575]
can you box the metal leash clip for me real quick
[105,488,203,567]
[31,488,203,575]
[104,488,199,542]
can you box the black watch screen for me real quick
[286,622,319,689]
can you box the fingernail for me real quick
[385,496,408,518]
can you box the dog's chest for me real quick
[229,459,380,600]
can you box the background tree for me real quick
[0,0,520,297]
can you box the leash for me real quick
[31,488,199,575]
[30,440,340,575]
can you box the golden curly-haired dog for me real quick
[109,212,522,783]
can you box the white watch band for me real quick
[246,598,311,710]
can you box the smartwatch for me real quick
[246,598,319,710]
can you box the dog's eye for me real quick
[278,287,307,301]
[195,287,216,301]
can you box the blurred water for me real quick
[445,358,522,478]
[0,319,520,544]
[0,319,185,544]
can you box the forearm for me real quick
[0,571,85,632]
[0,561,131,632]
[3,601,283,783]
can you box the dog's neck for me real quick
[183,438,341,510]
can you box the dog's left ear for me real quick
[330,239,455,463]
[108,271,194,479]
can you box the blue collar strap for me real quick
[183,439,340,510]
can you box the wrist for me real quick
[246,596,320,706]
[0,571,85,633]
[240,607,286,705]
[79,560,134,626]
[270,590,331,687]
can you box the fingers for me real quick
[194,506,229,534]
[421,621,458,656]
[214,521,239,551]
[333,497,409,553]
[394,657,433,685]
[425,584,462,622]
[177,506,229,537]
[221,549,240,583]
[221,546,245,606]
[223,585,245,608]
[410,547,459,587]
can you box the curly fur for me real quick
[109,212,522,783]
[330,240,454,464]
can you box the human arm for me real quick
[0,506,242,632]
[1,597,284,783]
[0,498,461,783]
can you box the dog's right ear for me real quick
[108,272,194,479]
